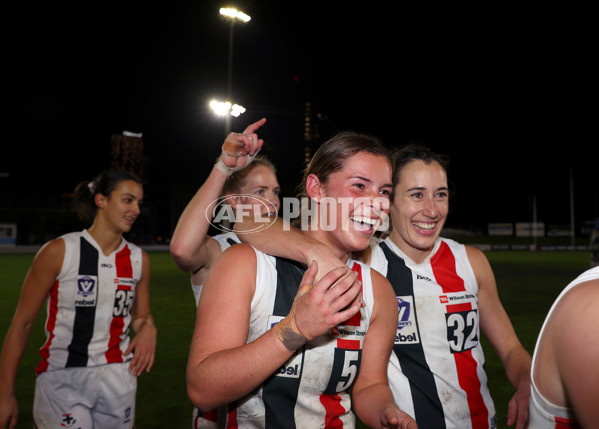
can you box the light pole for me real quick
[219,7,251,134]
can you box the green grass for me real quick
[0,250,592,428]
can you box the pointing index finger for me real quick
[242,117,267,134]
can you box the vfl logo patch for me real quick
[395,296,419,344]
[75,275,98,307]
[397,297,412,330]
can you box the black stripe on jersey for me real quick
[262,257,305,429]
[379,241,446,429]
[226,237,239,247]
[66,237,98,368]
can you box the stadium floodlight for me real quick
[219,7,251,23]
[210,99,245,118]
[230,104,246,117]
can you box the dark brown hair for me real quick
[75,170,142,224]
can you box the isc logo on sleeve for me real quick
[75,275,98,307]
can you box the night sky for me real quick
[3,1,597,237]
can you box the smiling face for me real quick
[389,159,449,263]
[307,151,392,257]
[96,179,143,234]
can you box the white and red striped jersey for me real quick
[370,237,497,429]
[528,267,599,428]
[221,247,374,428]
[35,230,143,374]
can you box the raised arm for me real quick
[169,118,266,274]
[186,245,363,411]
[351,270,417,429]
[0,239,64,429]
[235,216,346,281]
[470,246,531,429]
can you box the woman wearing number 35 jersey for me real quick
[0,170,156,429]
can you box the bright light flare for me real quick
[210,100,246,117]
[210,100,232,116]
[230,104,246,117]
[219,7,251,23]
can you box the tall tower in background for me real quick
[303,101,319,167]
[111,131,144,178]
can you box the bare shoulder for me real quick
[554,279,599,329]
[465,244,489,267]
[370,267,397,304]
[33,238,66,271]
[141,249,151,264]
[219,242,256,261]
[552,278,599,407]
[464,244,495,287]
[206,243,258,282]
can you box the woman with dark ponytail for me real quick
[0,169,156,429]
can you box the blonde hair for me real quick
[222,156,277,196]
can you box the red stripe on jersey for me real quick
[116,245,133,278]
[194,409,217,428]
[431,241,488,428]
[320,393,346,428]
[226,407,238,429]
[337,339,360,350]
[35,279,60,375]
[447,303,472,313]
[105,245,133,363]
[343,262,363,327]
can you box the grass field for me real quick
[0,249,592,428]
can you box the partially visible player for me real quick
[0,169,156,429]
[169,118,280,427]
[528,266,599,428]
[170,118,279,305]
